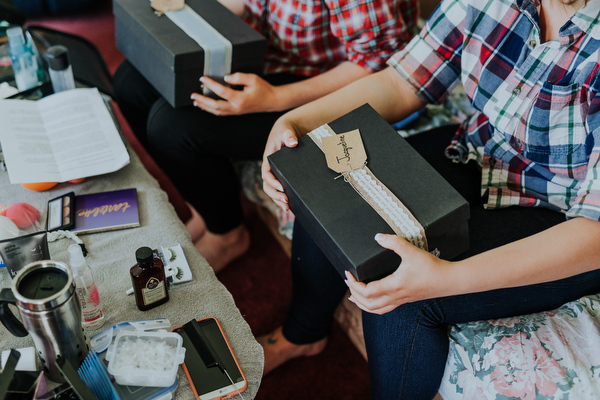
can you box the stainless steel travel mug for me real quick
[1,260,88,382]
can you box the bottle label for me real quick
[142,277,166,305]
[76,283,103,322]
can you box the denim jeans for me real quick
[363,267,600,399]
[281,126,600,399]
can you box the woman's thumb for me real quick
[284,131,298,147]
[375,233,411,255]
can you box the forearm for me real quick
[217,0,245,16]
[449,217,600,296]
[273,62,369,111]
[279,67,426,136]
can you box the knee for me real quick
[112,60,136,105]
[147,99,177,148]
[112,60,157,110]
[146,99,199,155]
[362,300,444,339]
[147,102,226,157]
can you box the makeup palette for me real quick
[46,192,75,231]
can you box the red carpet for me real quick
[219,199,371,400]
[17,2,371,398]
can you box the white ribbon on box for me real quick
[308,124,428,251]
[164,4,233,96]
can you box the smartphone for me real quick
[46,192,75,231]
[173,317,248,400]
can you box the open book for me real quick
[0,88,130,184]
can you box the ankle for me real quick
[193,225,251,272]
[216,224,250,246]
[258,327,327,376]
[185,203,206,242]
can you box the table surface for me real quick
[0,119,263,399]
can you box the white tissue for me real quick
[0,216,19,241]
[0,82,19,99]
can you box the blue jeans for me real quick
[281,126,600,399]
[363,267,600,399]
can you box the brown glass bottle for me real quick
[130,246,169,311]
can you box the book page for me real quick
[0,88,130,183]
[0,100,58,177]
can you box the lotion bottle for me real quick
[68,244,105,329]
[130,246,169,311]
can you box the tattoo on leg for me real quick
[267,333,278,345]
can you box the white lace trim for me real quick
[308,125,427,250]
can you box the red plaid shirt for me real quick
[242,0,419,75]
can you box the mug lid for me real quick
[12,260,74,312]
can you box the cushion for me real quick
[439,294,600,399]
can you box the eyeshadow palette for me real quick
[46,191,75,232]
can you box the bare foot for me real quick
[193,224,250,273]
[185,203,207,242]
[257,326,327,376]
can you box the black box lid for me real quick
[268,104,470,282]
[113,0,266,73]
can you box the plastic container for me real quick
[105,330,185,387]
[7,26,40,92]
[89,320,179,400]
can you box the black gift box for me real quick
[268,104,470,282]
[113,0,266,108]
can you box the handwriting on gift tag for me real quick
[322,129,367,173]
[151,0,184,16]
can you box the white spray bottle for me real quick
[68,244,105,329]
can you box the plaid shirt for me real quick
[242,0,419,75]
[389,0,600,221]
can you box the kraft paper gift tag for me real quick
[321,129,368,173]
[151,0,185,16]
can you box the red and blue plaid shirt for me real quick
[389,0,600,221]
[242,0,419,75]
